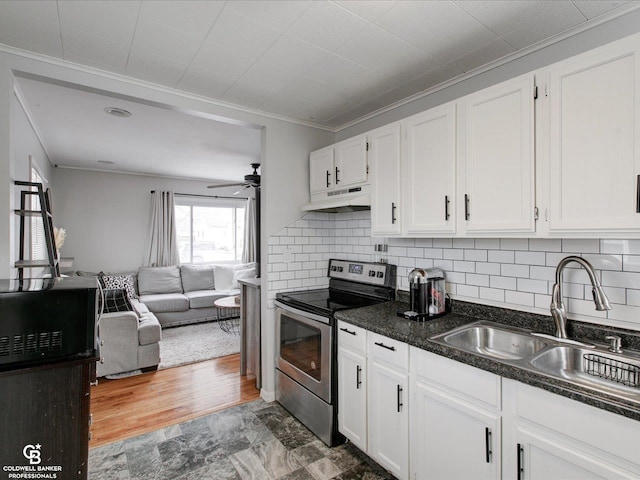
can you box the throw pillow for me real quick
[102,289,133,314]
[101,273,138,299]
[181,264,215,292]
[213,264,236,291]
[137,265,182,295]
[232,265,256,289]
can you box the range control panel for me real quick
[328,259,396,288]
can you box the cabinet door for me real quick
[412,381,500,480]
[370,123,402,236]
[461,75,536,234]
[334,135,368,188]
[547,38,640,235]
[368,358,409,480]
[515,428,637,480]
[310,146,334,193]
[337,346,367,451]
[403,102,457,235]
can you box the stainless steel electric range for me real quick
[274,259,397,446]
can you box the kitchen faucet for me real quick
[550,256,611,339]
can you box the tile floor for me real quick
[89,400,395,479]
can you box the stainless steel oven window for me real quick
[275,304,332,403]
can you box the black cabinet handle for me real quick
[335,166,340,184]
[356,365,362,389]
[397,385,403,412]
[326,170,331,188]
[465,194,470,220]
[340,327,356,336]
[517,443,524,480]
[374,341,395,351]
[391,202,397,224]
[445,195,450,220]
[636,175,640,213]
[485,427,492,463]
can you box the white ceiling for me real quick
[0,0,636,130]
[15,76,262,182]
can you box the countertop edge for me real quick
[335,300,640,423]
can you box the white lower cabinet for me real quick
[339,327,640,480]
[503,379,640,480]
[337,344,367,451]
[337,323,409,480]
[337,321,367,452]
[368,353,409,479]
[410,347,501,480]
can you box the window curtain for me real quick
[144,191,179,267]
[242,197,256,263]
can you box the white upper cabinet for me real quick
[334,135,368,189]
[402,102,457,235]
[310,145,334,194]
[370,123,402,236]
[459,74,536,236]
[545,36,640,236]
[309,135,368,198]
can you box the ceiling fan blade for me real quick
[207,181,248,189]
[233,185,252,195]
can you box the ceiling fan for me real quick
[207,163,260,195]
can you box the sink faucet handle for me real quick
[605,335,623,353]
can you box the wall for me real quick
[0,48,333,400]
[52,168,247,273]
[268,211,640,332]
[335,8,640,141]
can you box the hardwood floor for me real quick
[89,354,260,448]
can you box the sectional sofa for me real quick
[96,262,256,377]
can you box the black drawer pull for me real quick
[465,194,470,220]
[397,385,403,412]
[326,170,330,188]
[445,195,450,220]
[636,175,640,213]
[340,327,356,336]
[335,166,340,184]
[356,365,362,389]
[485,427,492,463]
[374,341,395,351]
[517,443,524,480]
[391,202,397,224]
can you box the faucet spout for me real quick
[550,256,611,339]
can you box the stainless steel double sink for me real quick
[430,321,640,404]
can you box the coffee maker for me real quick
[400,268,449,320]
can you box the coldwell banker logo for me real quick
[2,443,62,479]
[22,445,41,465]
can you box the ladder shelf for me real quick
[13,180,60,279]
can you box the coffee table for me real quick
[214,296,241,334]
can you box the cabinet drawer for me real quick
[337,321,367,352]
[411,347,501,410]
[368,331,409,371]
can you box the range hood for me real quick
[302,188,371,213]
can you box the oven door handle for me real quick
[274,301,331,325]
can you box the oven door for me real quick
[275,301,332,403]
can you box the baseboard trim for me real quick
[260,389,276,403]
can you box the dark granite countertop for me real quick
[335,297,640,423]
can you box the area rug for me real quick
[159,321,241,370]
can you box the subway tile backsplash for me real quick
[268,211,640,331]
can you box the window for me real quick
[30,166,46,260]
[175,197,245,264]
